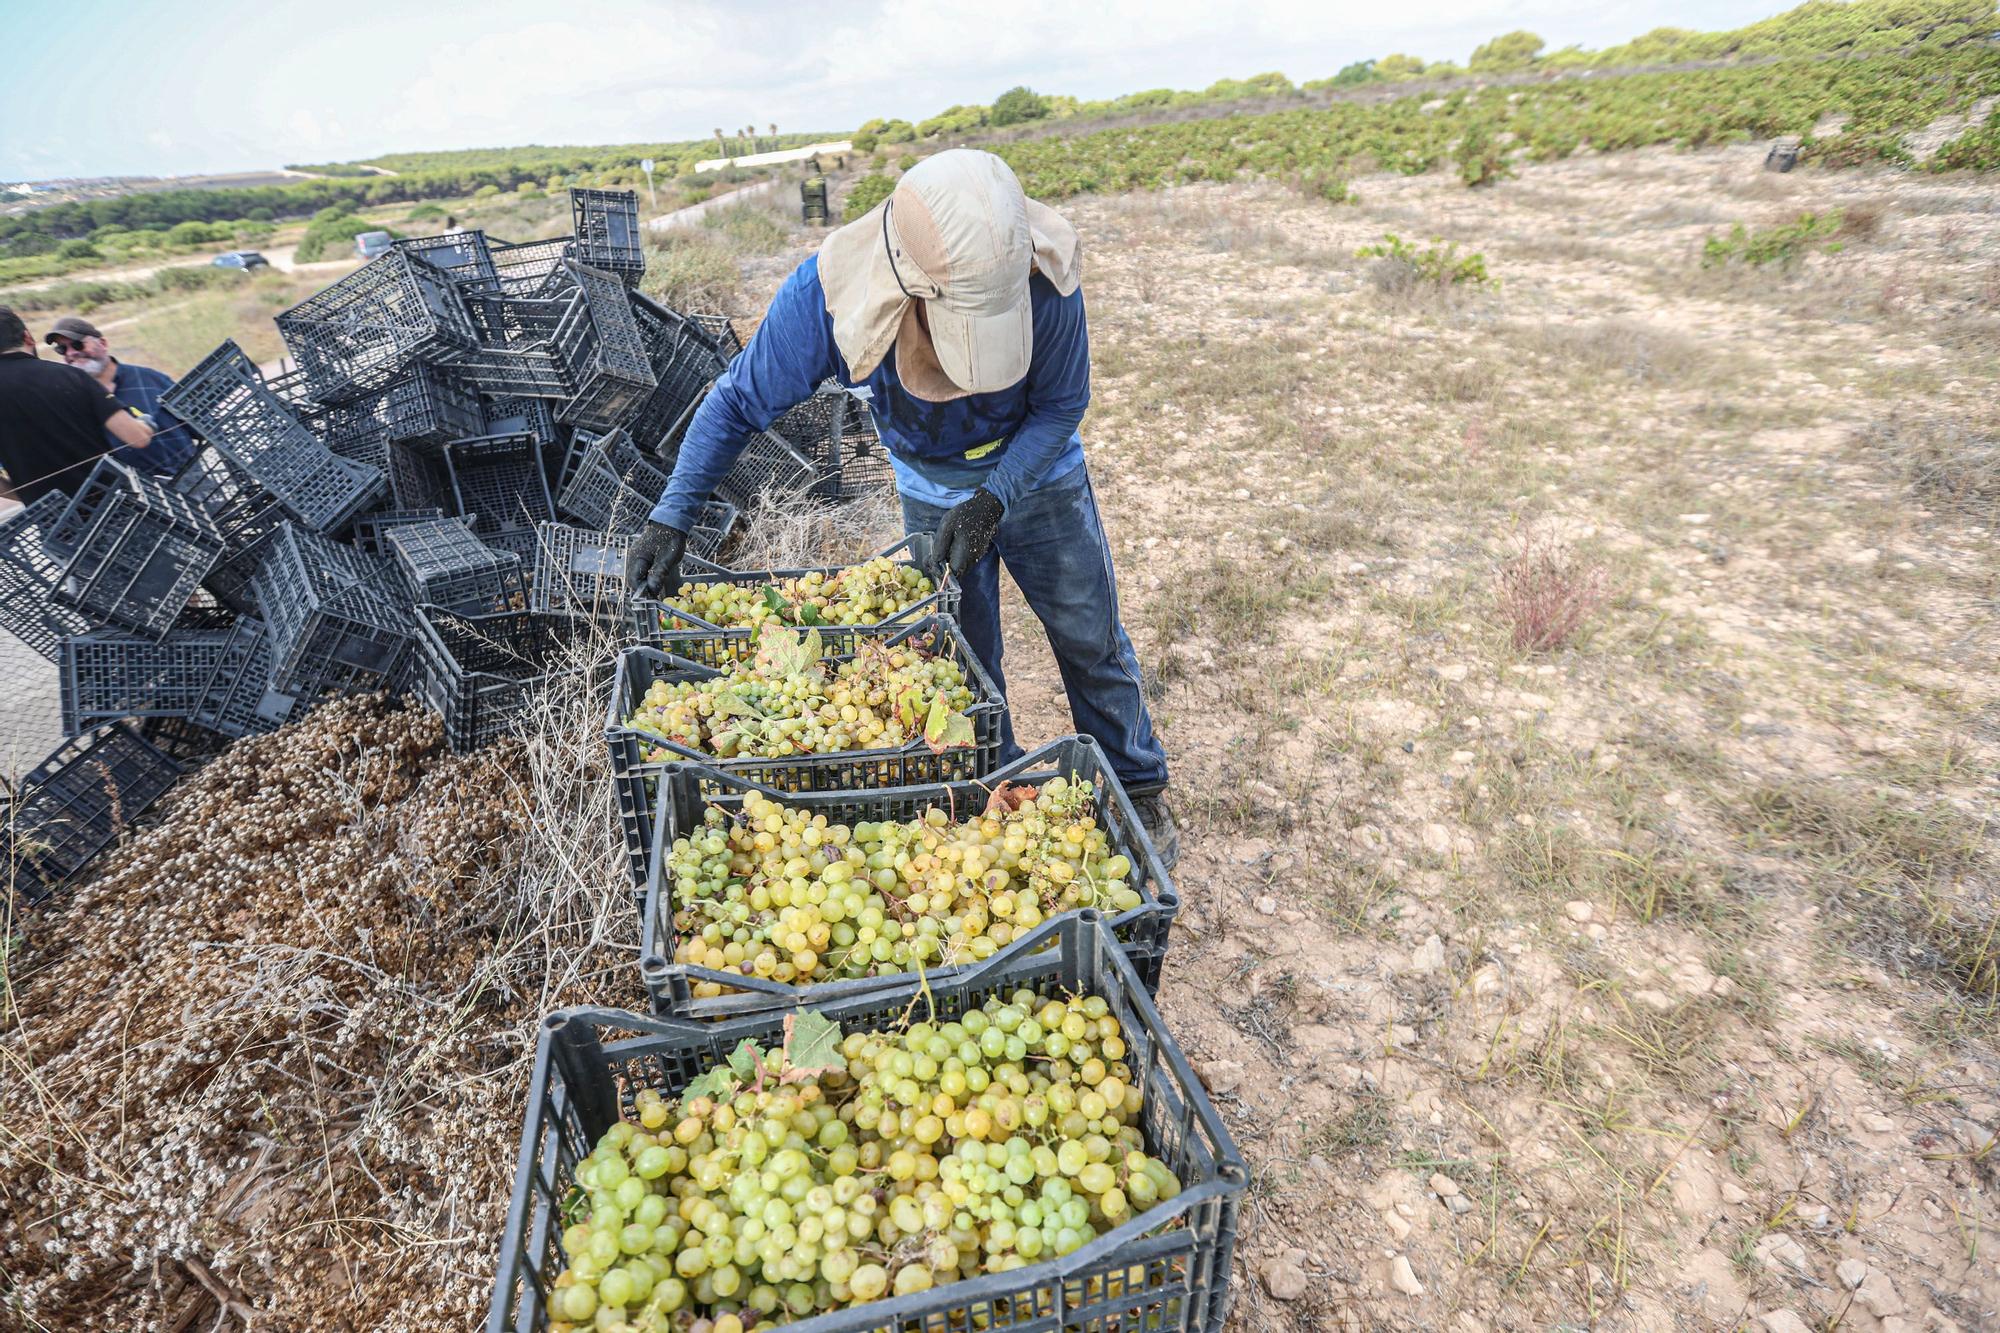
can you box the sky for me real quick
[3,0,1780,181]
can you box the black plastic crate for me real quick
[396,229,499,289]
[42,459,227,638]
[715,427,832,509]
[446,433,556,551]
[568,188,644,282]
[0,493,95,661]
[137,716,235,765]
[58,619,241,734]
[275,249,480,404]
[685,498,738,562]
[622,294,727,452]
[352,507,449,557]
[687,311,742,360]
[190,616,305,740]
[773,384,893,500]
[641,734,1179,1019]
[480,394,558,444]
[171,447,290,616]
[384,441,455,512]
[2,723,180,907]
[323,361,484,452]
[447,293,578,395]
[486,912,1245,1333]
[628,532,954,637]
[386,517,526,614]
[526,522,632,620]
[488,236,574,298]
[553,428,666,535]
[408,606,601,753]
[160,342,385,533]
[523,505,736,623]
[551,264,656,432]
[605,615,1005,884]
[250,523,415,698]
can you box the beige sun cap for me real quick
[818,149,1080,400]
[887,150,1033,394]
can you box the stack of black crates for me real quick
[3,187,889,905]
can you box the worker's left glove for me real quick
[625,521,688,602]
[933,488,1003,581]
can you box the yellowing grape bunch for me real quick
[625,627,977,762]
[663,558,938,631]
[667,776,1142,992]
[545,993,1183,1332]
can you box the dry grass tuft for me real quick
[1495,531,1609,653]
[727,484,904,569]
[1859,408,2000,517]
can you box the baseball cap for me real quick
[45,315,102,345]
[882,151,1035,396]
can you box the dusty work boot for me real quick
[1129,791,1180,871]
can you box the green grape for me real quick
[546,988,1185,1330]
[663,558,941,634]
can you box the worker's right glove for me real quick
[625,521,688,602]
[933,488,1004,581]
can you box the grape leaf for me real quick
[756,623,824,678]
[760,584,789,616]
[709,690,765,721]
[725,1037,765,1082]
[897,686,926,732]
[984,780,1037,816]
[778,1010,843,1083]
[798,603,823,627]
[924,696,975,753]
[681,1063,737,1102]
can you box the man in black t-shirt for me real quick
[0,306,155,504]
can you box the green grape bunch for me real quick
[544,992,1183,1332]
[661,558,939,633]
[625,627,977,763]
[666,776,1143,994]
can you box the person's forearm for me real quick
[649,389,754,530]
[981,413,1085,509]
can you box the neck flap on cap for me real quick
[818,194,1081,387]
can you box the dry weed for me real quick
[1495,531,1609,653]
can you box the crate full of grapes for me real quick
[627,535,959,642]
[641,734,1180,1019]
[604,617,1005,886]
[487,911,1246,1333]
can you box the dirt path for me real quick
[648,178,782,232]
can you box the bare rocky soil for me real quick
[1011,146,1997,1331]
[2,141,1994,1332]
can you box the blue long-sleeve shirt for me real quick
[109,361,197,476]
[650,254,1087,530]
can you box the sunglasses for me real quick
[50,338,88,354]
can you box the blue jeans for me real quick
[901,464,1170,794]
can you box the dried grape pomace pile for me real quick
[667,778,1141,991]
[664,557,939,630]
[546,997,1182,1332]
[0,698,552,1329]
[625,626,976,762]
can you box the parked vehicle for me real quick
[354,230,394,260]
[211,250,270,270]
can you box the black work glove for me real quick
[625,520,688,601]
[933,488,1003,581]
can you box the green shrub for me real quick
[842,173,898,221]
[1356,233,1496,288]
[56,239,100,260]
[1457,121,1514,187]
[295,212,380,262]
[1701,211,1845,267]
[991,86,1051,127]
